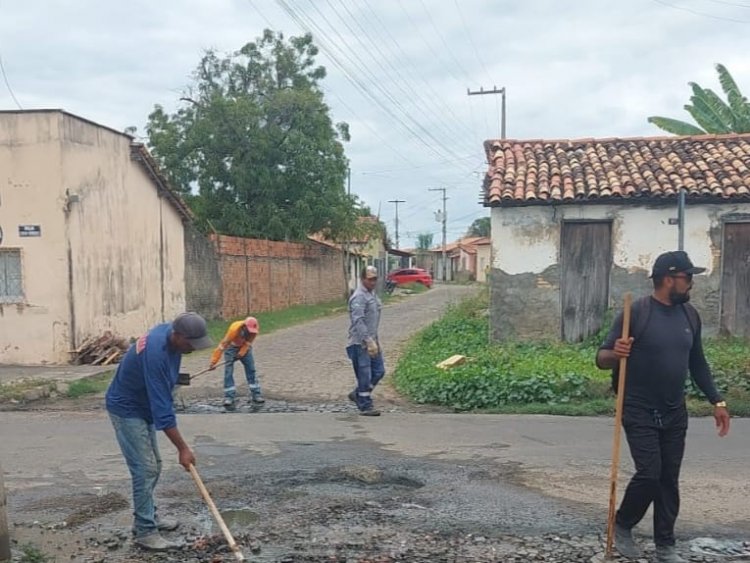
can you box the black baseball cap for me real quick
[171,312,213,350]
[650,251,706,278]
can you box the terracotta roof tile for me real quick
[482,133,750,206]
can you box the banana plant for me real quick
[648,64,750,135]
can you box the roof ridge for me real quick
[484,131,750,146]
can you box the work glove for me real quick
[365,338,379,358]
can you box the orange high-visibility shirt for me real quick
[210,321,252,365]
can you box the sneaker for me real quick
[655,545,687,563]
[223,398,236,411]
[156,516,180,532]
[614,524,641,559]
[250,394,265,404]
[134,532,183,551]
[359,408,381,417]
[347,391,357,404]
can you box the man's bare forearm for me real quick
[596,349,619,370]
[163,427,190,452]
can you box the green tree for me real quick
[648,64,750,135]
[417,233,433,250]
[146,30,356,241]
[467,217,490,238]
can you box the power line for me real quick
[650,0,750,22]
[277,0,473,166]
[0,0,22,110]
[703,0,750,8]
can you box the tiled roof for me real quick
[483,133,750,206]
[130,144,193,221]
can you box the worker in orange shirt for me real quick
[209,317,263,410]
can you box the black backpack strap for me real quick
[681,302,700,335]
[630,295,652,341]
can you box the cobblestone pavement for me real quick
[178,284,478,407]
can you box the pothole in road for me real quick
[315,465,425,489]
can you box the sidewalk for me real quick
[0,364,112,387]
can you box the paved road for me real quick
[180,284,478,405]
[1,411,748,539]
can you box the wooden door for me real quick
[561,222,612,342]
[720,223,750,337]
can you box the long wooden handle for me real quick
[190,360,230,382]
[188,465,246,562]
[605,292,632,558]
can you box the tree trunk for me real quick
[0,462,10,561]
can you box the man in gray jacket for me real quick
[347,265,385,416]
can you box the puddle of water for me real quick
[220,508,260,529]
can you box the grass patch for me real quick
[0,379,56,402]
[207,299,348,343]
[398,282,430,294]
[393,290,750,416]
[18,544,52,563]
[65,371,114,399]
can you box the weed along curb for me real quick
[0,371,114,407]
[0,461,10,562]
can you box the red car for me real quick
[386,268,433,288]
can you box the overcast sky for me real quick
[1,0,749,248]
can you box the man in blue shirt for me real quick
[106,312,212,551]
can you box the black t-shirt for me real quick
[600,297,722,411]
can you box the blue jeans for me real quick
[109,413,162,538]
[223,346,261,400]
[346,344,385,411]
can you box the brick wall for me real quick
[184,225,222,319]
[212,235,346,319]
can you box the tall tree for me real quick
[467,217,490,238]
[417,233,434,250]
[648,64,750,135]
[146,30,356,241]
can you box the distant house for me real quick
[0,110,191,364]
[427,236,491,282]
[482,133,750,342]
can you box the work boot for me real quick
[614,524,642,558]
[134,532,183,551]
[250,393,265,405]
[156,516,180,532]
[222,398,236,411]
[359,408,381,417]
[655,545,687,563]
[347,391,357,404]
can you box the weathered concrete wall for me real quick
[0,111,188,364]
[185,226,222,319]
[0,111,69,363]
[213,235,346,319]
[490,201,750,341]
[62,113,186,348]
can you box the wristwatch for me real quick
[714,400,727,408]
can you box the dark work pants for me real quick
[616,404,688,547]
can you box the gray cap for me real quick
[172,312,213,350]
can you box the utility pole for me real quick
[388,199,405,249]
[429,188,448,282]
[467,85,507,139]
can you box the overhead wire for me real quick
[276,0,474,165]
[328,0,478,151]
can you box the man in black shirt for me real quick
[597,251,731,563]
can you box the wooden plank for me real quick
[561,222,612,342]
[721,223,750,337]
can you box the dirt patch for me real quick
[63,492,129,527]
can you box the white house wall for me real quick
[0,112,70,363]
[489,202,750,340]
[62,113,186,347]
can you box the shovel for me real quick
[177,360,231,386]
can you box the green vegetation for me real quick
[65,371,114,399]
[207,299,348,343]
[394,292,750,416]
[18,544,52,563]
